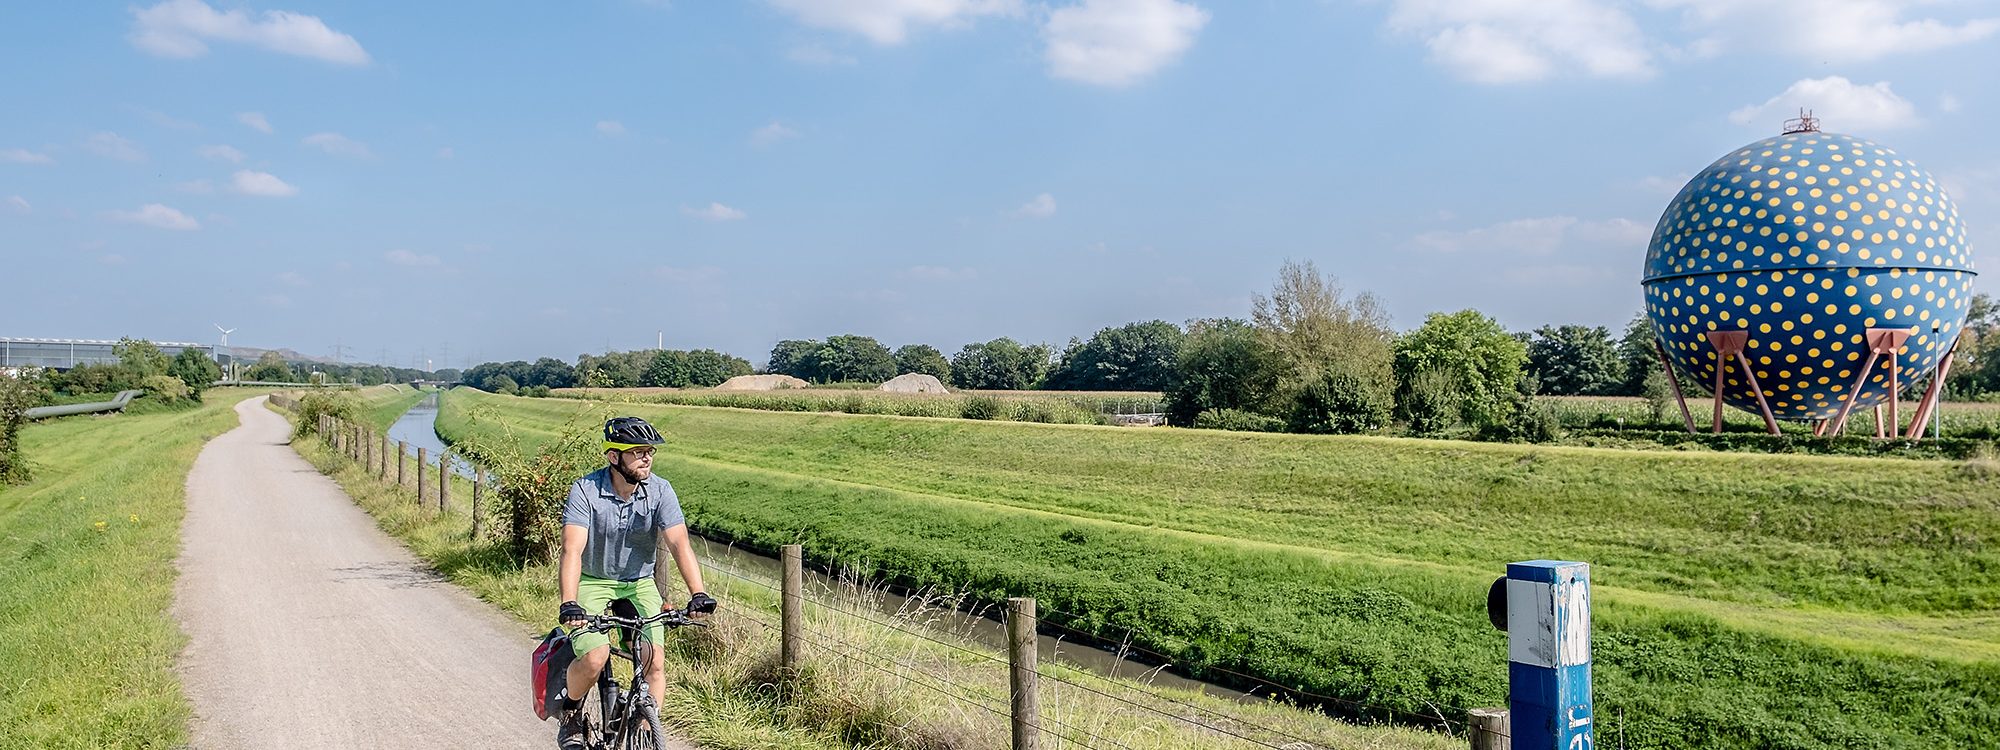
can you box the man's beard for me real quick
[612,460,647,484]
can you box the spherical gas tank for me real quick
[1642,131,1976,421]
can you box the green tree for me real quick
[1045,320,1185,391]
[1251,260,1395,415]
[244,351,296,382]
[528,358,577,389]
[1288,368,1392,434]
[1526,324,1623,396]
[767,339,821,380]
[684,349,752,387]
[1,372,52,483]
[167,347,222,394]
[949,338,1050,390]
[1163,318,1277,426]
[893,344,951,381]
[643,350,692,387]
[808,335,897,383]
[114,338,172,378]
[1393,310,1528,425]
[1616,314,1662,396]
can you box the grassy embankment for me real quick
[273,397,1455,750]
[443,388,2000,750]
[0,388,272,748]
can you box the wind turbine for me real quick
[215,324,236,382]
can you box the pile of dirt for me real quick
[714,374,811,391]
[878,373,949,394]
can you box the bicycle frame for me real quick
[576,608,705,750]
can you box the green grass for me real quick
[0,388,271,748]
[441,388,2000,750]
[277,398,1455,750]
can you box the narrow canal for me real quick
[390,391,1248,701]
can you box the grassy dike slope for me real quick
[440,389,2000,750]
[0,388,270,748]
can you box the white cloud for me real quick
[302,132,373,158]
[903,265,978,281]
[230,169,298,196]
[276,271,309,286]
[769,0,1022,45]
[5,196,28,214]
[1941,93,1962,114]
[135,107,201,131]
[258,293,292,308]
[596,120,627,136]
[1011,192,1057,218]
[128,0,370,65]
[1386,0,1653,84]
[787,43,858,66]
[107,203,200,230]
[1,149,54,164]
[384,249,442,267]
[84,132,146,162]
[1651,0,2000,63]
[176,179,215,194]
[237,111,273,133]
[1043,0,1209,86]
[655,265,723,283]
[683,202,747,221]
[751,121,800,146]
[1413,216,1647,255]
[436,146,455,159]
[198,144,245,163]
[100,254,128,266]
[1728,76,1918,131]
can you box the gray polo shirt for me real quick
[562,466,686,581]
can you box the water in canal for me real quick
[391,392,1250,702]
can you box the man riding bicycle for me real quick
[554,416,716,749]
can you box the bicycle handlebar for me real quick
[577,608,710,633]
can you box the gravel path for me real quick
[173,396,692,749]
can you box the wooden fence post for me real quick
[396,441,407,486]
[438,452,451,512]
[470,467,484,540]
[380,435,391,480]
[1469,707,1509,750]
[416,447,428,504]
[782,544,803,678]
[1008,597,1040,750]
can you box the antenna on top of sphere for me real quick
[1782,108,1820,135]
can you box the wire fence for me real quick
[695,549,1508,750]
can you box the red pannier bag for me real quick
[531,627,574,720]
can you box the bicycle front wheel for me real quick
[624,695,666,750]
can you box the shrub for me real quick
[1478,397,1564,443]
[292,391,358,439]
[1399,367,1461,435]
[1,374,50,484]
[521,385,553,398]
[960,396,1003,420]
[139,374,191,404]
[446,403,609,564]
[1193,408,1285,433]
[1287,368,1391,434]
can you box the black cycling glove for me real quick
[687,592,717,615]
[559,600,588,625]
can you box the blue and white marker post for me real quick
[1505,560,1593,750]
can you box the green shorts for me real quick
[567,576,666,657]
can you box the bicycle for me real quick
[567,606,707,750]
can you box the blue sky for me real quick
[3,0,1995,369]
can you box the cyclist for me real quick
[554,416,716,749]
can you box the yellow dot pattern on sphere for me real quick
[1642,132,1978,421]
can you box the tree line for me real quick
[454,260,2000,437]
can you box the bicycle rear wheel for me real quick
[623,694,665,750]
